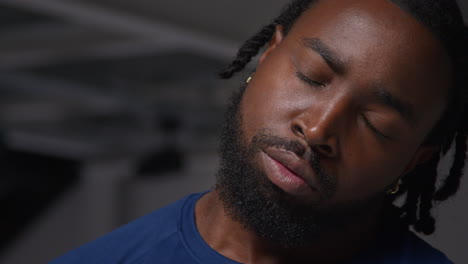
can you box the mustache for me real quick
[251,132,328,179]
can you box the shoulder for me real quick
[399,231,453,264]
[49,192,202,264]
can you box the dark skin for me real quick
[196,0,452,263]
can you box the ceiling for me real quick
[0,0,465,160]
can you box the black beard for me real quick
[214,82,382,248]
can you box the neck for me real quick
[195,190,386,264]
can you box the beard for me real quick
[214,82,383,248]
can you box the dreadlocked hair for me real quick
[219,0,468,235]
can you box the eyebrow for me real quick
[373,84,416,126]
[302,38,346,74]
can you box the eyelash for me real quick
[295,71,326,87]
[361,114,390,140]
[295,70,390,140]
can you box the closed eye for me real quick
[295,71,326,88]
[361,114,391,140]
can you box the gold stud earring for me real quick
[246,76,253,84]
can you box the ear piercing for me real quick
[387,179,402,195]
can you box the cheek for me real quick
[240,58,300,140]
[334,138,418,202]
[240,86,278,141]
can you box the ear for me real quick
[402,146,439,175]
[259,25,285,65]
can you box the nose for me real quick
[290,104,342,158]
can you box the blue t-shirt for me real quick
[49,192,453,264]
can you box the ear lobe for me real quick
[402,146,439,175]
[259,25,285,64]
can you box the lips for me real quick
[260,147,321,197]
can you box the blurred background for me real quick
[0,0,466,263]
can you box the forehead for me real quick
[285,0,452,128]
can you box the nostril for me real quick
[293,124,304,136]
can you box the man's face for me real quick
[215,0,451,247]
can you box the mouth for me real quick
[260,147,320,198]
